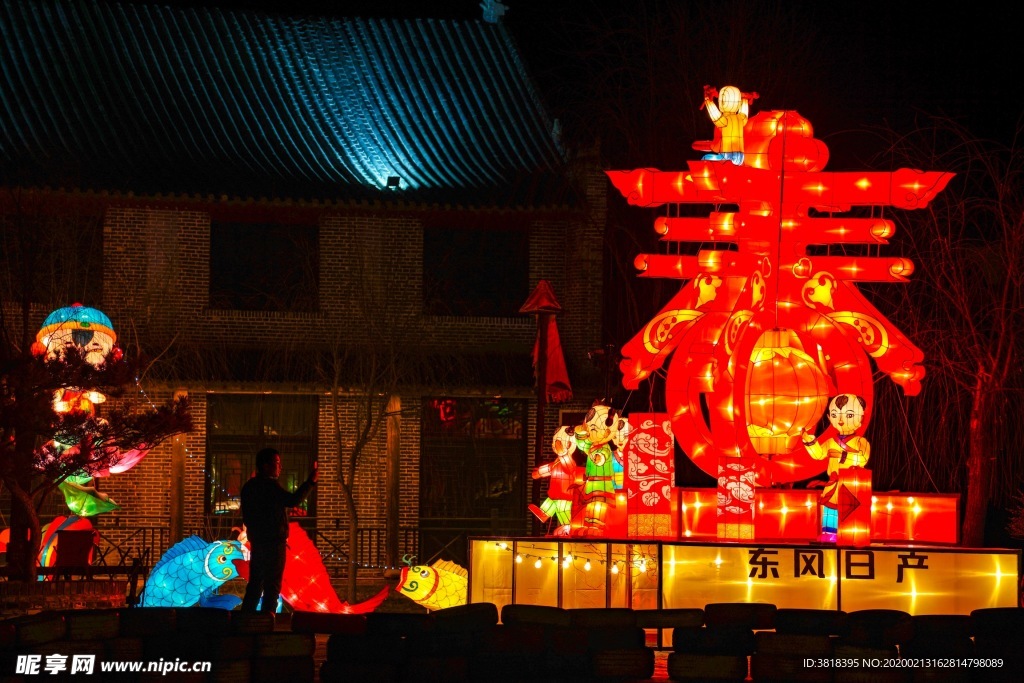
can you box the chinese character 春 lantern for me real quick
[608,101,953,489]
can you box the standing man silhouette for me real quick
[240,447,318,612]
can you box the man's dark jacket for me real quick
[240,475,314,544]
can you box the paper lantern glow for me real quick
[34,303,117,366]
[33,304,150,521]
[700,84,757,165]
[559,403,632,537]
[140,536,246,608]
[607,100,953,491]
[529,426,582,529]
[0,516,95,572]
[233,523,389,613]
[623,414,675,538]
[395,558,468,611]
[58,473,120,516]
[746,328,831,457]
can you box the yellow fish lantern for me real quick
[395,558,467,611]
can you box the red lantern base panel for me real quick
[677,489,959,545]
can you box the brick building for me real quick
[0,0,605,576]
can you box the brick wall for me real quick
[12,189,607,560]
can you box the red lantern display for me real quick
[717,455,758,540]
[608,105,953,487]
[622,414,675,538]
[836,467,873,547]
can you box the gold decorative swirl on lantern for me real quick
[802,272,838,310]
[830,311,891,357]
[642,309,703,354]
[749,271,766,308]
[889,258,914,280]
[722,310,755,357]
[695,274,723,308]
[792,258,813,278]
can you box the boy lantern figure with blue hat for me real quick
[801,394,870,543]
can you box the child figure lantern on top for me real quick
[801,394,871,544]
[701,84,758,165]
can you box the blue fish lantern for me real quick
[140,536,245,609]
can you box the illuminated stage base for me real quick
[469,538,1020,617]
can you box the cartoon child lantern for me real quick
[528,426,581,532]
[569,403,631,536]
[801,394,870,543]
[701,84,758,166]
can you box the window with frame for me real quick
[419,397,527,564]
[0,213,103,305]
[205,394,318,517]
[420,397,526,518]
[422,226,528,317]
[209,222,319,312]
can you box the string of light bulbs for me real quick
[492,541,658,577]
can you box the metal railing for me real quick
[95,526,168,569]
[356,527,419,569]
[183,515,522,574]
[191,516,407,576]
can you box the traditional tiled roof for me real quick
[0,0,568,205]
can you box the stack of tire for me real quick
[751,608,847,683]
[0,607,315,683]
[969,607,1024,683]
[569,608,654,681]
[668,602,777,682]
[832,609,913,683]
[902,614,973,683]
[318,606,496,683]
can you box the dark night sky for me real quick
[134,0,1024,164]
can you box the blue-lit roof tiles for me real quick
[0,0,567,204]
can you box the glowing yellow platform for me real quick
[469,538,1020,617]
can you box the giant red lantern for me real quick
[608,98,953,487]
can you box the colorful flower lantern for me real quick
[34,304,118,417]
[33,304,148,516]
